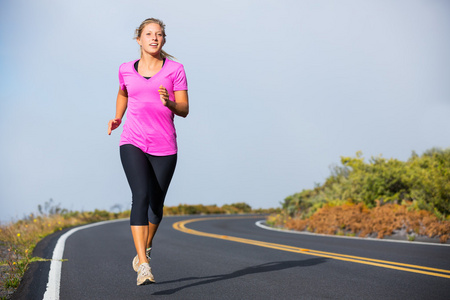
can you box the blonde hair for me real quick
[134,18,176,60]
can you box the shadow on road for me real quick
[153,258,328,295]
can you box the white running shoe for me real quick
[133,248,151,272]
[136,263,155,286]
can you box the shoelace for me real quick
[139,265,151,276]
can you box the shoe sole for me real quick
[137,278,155,286]
[132,255,139,272]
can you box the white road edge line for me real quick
[255,220,450,247]
[43,219,127,300]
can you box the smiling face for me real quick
[137,23,165,57]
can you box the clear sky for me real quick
[1,0,449,222]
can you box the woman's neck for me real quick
[139,53,164,69]
[137,53,164,77]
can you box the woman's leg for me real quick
[145,154,177,247]
[120,144,153,265]
[131,226,149,264]
[146,222,159,249]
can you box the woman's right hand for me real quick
[108,118,122,135]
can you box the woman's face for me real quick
[137,23,165,56]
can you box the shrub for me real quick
[272,148,450,242]
[282,148,450,219]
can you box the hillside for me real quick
[268,148,450,242]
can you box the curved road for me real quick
[15,215,450,299]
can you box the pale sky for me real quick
[1,0,449,222]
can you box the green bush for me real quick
[283,148,450,219]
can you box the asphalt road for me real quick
[15,215,450,299]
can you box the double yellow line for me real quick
[173,216,450,279]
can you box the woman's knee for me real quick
[147,201,164,224]
[130,191,150,225]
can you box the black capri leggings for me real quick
[120,144,177,225]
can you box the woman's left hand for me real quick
[158,85,189,118]
[158,85,169,106]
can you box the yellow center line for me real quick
[173,216,450,279]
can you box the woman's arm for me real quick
[159,85,189,118]
[108,87,128,135]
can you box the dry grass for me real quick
[0,210,129,299]
[267,202,450,243]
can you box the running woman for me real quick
[107,18,189,286]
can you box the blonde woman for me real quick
[108,18,189,285]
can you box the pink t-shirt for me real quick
[118,59,188,155]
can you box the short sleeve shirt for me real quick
[118,59,188,155]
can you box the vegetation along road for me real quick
[15,215,450,299]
